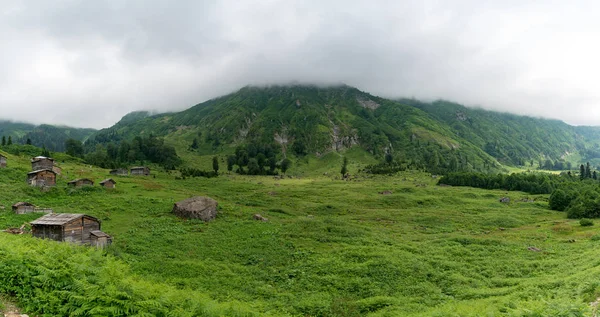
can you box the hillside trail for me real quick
[591,297,600,317]
[0,297,28,317]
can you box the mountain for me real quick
[84,84,600,172]
[0,121,96,152]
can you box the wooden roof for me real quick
[90,230,110,238]
[30,213,99,226]
[27,169,56,175]
[67,178,94,184]
[131,166,149,170]
[99,178,116,184]
[12,202,34,208]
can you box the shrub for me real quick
[580,219,594,227]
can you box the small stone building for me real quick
[0,154,6,168]
[12,202,35,214]
[27,169,57,187]
[31,156,54,171]
[99,178,116,189]
[130,166,150,176]
[67,178,94,187]
[30,213,111,246]
[110,168,128,176]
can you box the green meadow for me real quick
[0,150,598,316]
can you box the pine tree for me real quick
[341,157,348,177]
[212,156,219,174]
[586,162,592,178]
[190,138,198,150]
[580,164,586,180]
[7,136,12,146]
[594,171,598,180]
[1,136,5,146]
[26,138,32,145]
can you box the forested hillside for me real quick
[0,121,95,152]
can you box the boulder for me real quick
[172,196,218,221]
[253,214,268,222]
[499,197,510,203]
[379,190,393,195]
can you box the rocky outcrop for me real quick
[172,196,218,222]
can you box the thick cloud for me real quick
[1,0,600,128]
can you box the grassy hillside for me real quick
[0,149,599,316]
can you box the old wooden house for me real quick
[27,169,57,187]
[130,166,150,176]
[99,178,116,189]
[31,156,54,171]
[12,202,35,214]
[67,178,94,187]
[30,213,111,246]
[0,154,6,168]
[109,168,128,176]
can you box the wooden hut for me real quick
[90,230,112,248]
[0,154,6,168]
[99,178,116,189]
[67,178,94,187]
[109,168,128,176]
[12,202,35,214]
[130,166,150,176]
[27,169,56,187]
[30,213,111,246]
[31,156,54,171]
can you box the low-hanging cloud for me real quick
[1,0,600,128]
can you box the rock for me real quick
[268,191,277,196]
[527,246,541,252]
[253,214,268,222]
[172,196,218,222]
[499,197,510,203]
[499,227,506,231]
[379,190,393,195]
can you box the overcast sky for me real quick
[1,1,600,128]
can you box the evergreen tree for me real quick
[280,158,291,174]
[586,162,592,179]
[341,157,348,177]
[26,138,32,145]
[594,171,598,180]
[190,138,199,150]
[1,136,5,146]
[7,136,12,146]
[227,155,236,172]
[212,156,219,174]
[580,164,586,180]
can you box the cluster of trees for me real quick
[226,143,290,175]
[439,167,600,219]
[0,136,13,146]
[85,135,181,170]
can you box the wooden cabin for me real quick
[0,154,6,168]
[12,202,35,214]
[99,178,116,189]
[130,166,150,176]
[31,156,54,171]
[67,178,94,187]
[30,213,111,246]
[109,168,128,176]
[27,169,56,187]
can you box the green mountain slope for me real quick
[0,121,96,152]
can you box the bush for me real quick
[580,219,594,227]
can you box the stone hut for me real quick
[12,202,35,214]
[67,178,94,187]
[172,196,218,222]
[110,168,128,176]
[130,166,150,176]
[27,169,56,187]
[31,156,54,171]
[99,178,116,189]
[30,213,111,246]
[0,154,6,168]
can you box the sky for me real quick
[1,0,600,129]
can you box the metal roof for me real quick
[30,213,98,226]
[31,156,54,162]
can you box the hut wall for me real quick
[15,206,35,214]
[63,220,84,243]
[82,218,100,244]
[32,225,62,241]
[91,236,109,248]
[29,171,56,187]
[32,160,53,171]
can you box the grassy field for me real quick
[0,150,598,316]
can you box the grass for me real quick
[0,150,597,316]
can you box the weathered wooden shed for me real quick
[99,178,116,188]
[27,169,56,187]
[12,202,35,214]
[67,178,94,187]
[0,154,6,168]
[31,156,54,171]
[90,230,112,248]
[130,166,150,176]
[109,168,128,176]
[30,213,111,245]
